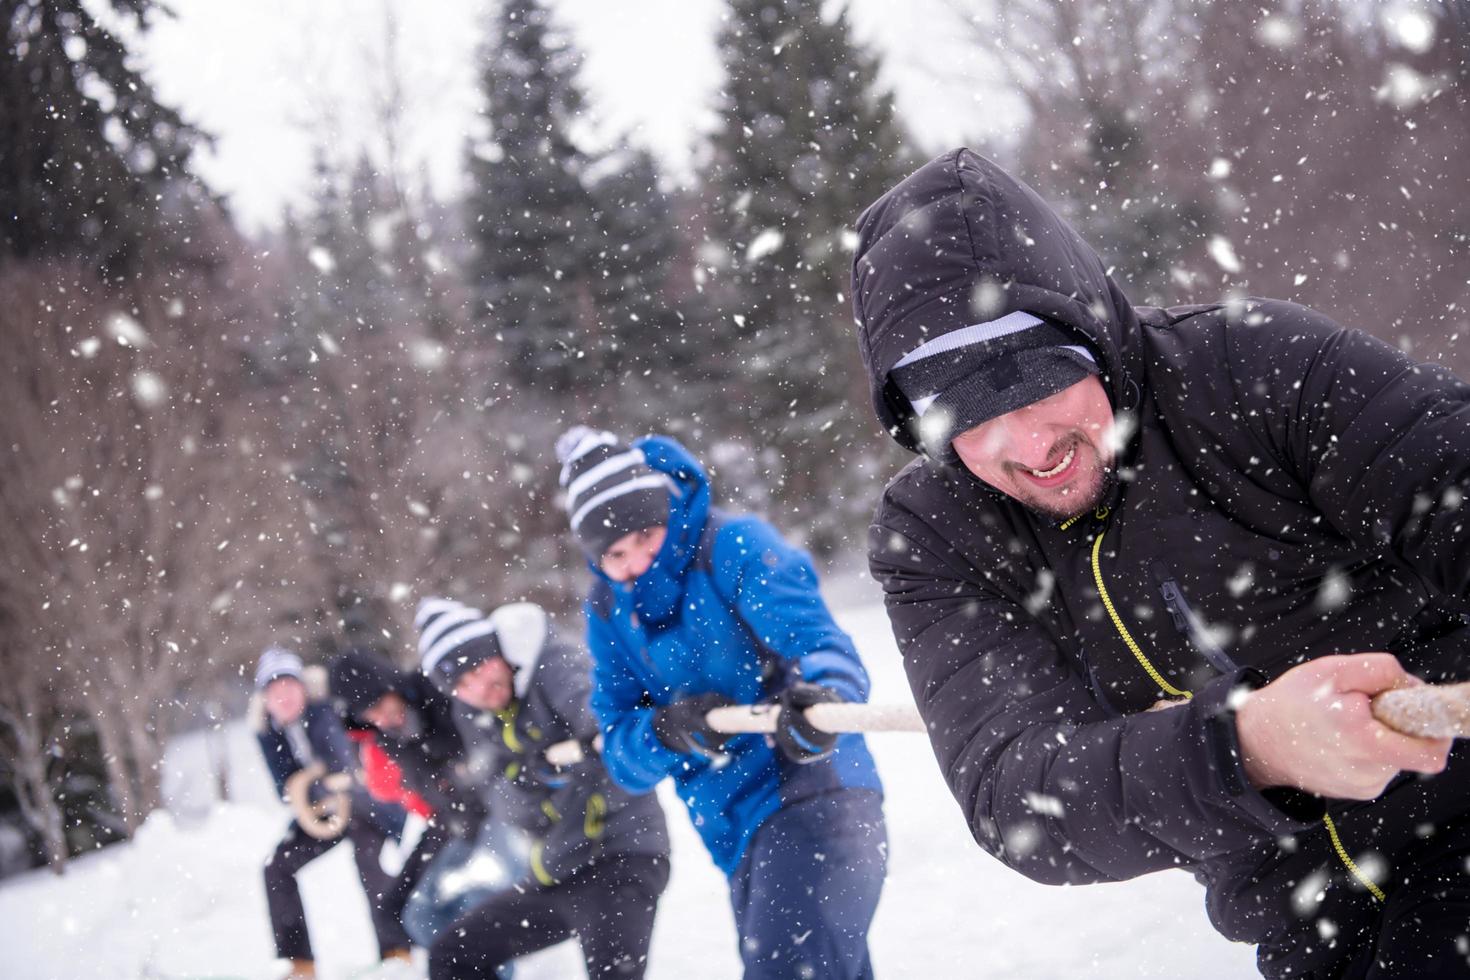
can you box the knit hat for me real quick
[416,597,502,694]
[555,426,671,562]
[888,310,1099,463]
[255,646,304,690]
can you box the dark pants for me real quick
[404,818,528,947]
[264,818,411,961]
[1338,818,1470,979]
[730,789,887,980]
[428,854,669,979]
[384,817,451,941]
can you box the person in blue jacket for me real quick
[252,646,411,978]
[555,426,888,980]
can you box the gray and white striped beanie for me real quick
[255,646,304,690]
[555,426,671,562]
[888,311,1099,463]
[416,597,502,694]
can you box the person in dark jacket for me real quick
[414,597,671,979]
[558,426,888,980]
[254,646,412,978]
[852,147,1470,978]
[328,647,492,947]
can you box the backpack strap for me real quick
[694,509,783,692]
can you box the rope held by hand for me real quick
[540,682,1470,768]
[284,762,353,840]
[1372,681,1470,738]
[543,703,925,767]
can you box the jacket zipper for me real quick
[1089,526,1192,700]
[1151,561,1240,674]
[1087,523,1385,902]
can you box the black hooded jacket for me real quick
[330,648,487,835]
[854,149,1470,974]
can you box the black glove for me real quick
[653,693,736,757]
[773,682,842,764]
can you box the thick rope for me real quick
[1371,681,1470,738]
[543,703,924,767]
[284,762,352,841]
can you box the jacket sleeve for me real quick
[1230,303,1470,601]
[307,703,356,776]
[542,641,601,743]
[870,498,1321,885]
[716,516,871,703]
[586,603,685,793]
[257,729,294,800]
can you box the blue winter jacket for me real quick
[586,436,882,875]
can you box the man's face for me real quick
[453,656,514,712]
[361,691,409,733]
[951,376,1116,520]
[599,526,668,584]
[263,677,307,726]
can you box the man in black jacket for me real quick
[415,597,671,980]
[852,148,1470,978]
[254,646,411,978]
[329,647,490,947]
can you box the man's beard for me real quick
[1013,439,1117,522]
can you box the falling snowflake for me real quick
[307,247,336,274]
[411,340,447,370]
[130,371,168,408]
[1256,14,1302,49]
[107,312,151,348]
[1382,5,1435,53]
[1024,792,1065,818]
[745,229,785,262]
[1207,236,1243,274]
[1315,568,1352,612]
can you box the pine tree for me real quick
[585,147,693,420]
[0,0,203,273]
[467,0,599,395]
[706,0,911,550]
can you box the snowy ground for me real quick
[1,574,1259,979]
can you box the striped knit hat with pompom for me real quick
[555,426,671,562]
[416,597,502,694]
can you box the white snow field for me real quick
[1,574,1259,979]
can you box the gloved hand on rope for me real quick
[653,692,736,758]
[771,681,843,764]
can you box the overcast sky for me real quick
[136,0,1023,232]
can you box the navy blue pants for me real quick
[729,789,887,980]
